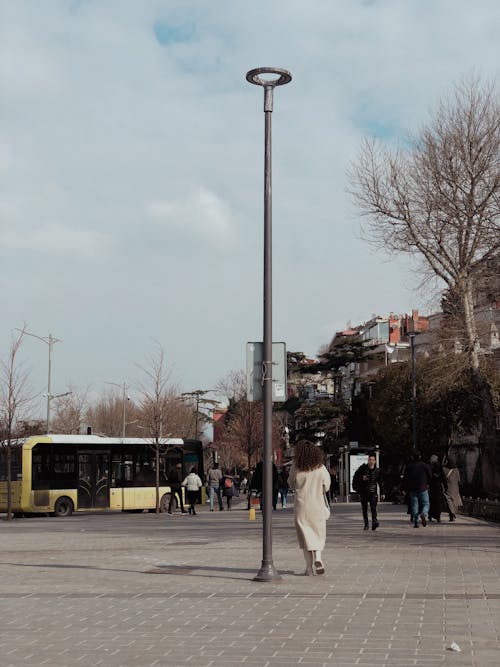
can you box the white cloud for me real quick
[147,187,236,251]
[0,223,109,259]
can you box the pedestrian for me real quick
[428,454,447,523]
[167,462,188,515]
[353,453,384,530]
[247,460,279,509]
[327,466,338,504]
[182,467,203,515]
[277,468,289,508]
[206,462,223,511]
[443,460,462,522]
[288,440,331,576]
[239,474,248,494]
[402,452,432,528]
[220,469,235,510]
[272,462,279,510]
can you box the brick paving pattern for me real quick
[0,500,499,666]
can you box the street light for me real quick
[409,329,417,450]
[19,329,62,433]
[246,66,291,582]
[106,381,129,438]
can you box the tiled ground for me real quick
[0,501,499,666]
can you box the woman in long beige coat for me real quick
[288,441,331,576]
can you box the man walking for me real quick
[206,462,223,511]
[403,452,432,528]
[353,453,383,531]
[167,463,188,515]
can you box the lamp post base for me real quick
[253,562,282,582]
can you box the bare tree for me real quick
[51,385,90,434]
[136,341,192,512]
[350,76,500,491]
[216,370,285,470]
[0,328,34,520]
[85,392,129,436]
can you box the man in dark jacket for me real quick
[402,453,432,528]
[353,453,384,531]
[167,463,188,515]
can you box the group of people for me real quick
[243,461,290,510]
[401,452,462,528]
[166,446,463,579]
[351,451,462,530]
[206,463,238,511]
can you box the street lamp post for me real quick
[246,66,291,582]
[20,330,62,433]
[409,331,417,450]
[106,382,129,438]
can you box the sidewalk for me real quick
[0,499,499,666]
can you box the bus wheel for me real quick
[159,493,171,513]
[53,497,74,517]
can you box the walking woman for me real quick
[182,467,203,515]
[219,469,235,510]
[288,440,331,576]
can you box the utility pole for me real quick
[106,381,129,437]
[20,329,62,433]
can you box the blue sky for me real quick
[1,0,499,414]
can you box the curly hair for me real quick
[293,440,325,472]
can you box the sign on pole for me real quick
[246,342,287,402]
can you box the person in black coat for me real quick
[352,453,384,531]
[167,462,187,515]
[428,455,447,523]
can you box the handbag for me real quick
[323,490,331,520]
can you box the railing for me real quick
[461,497,500,523]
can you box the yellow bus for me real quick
[0,434,204,517]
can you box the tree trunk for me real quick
[7,443,12,521]
[155,446,160,513]
[461,277,500,495]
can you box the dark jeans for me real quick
[186,490,198,513]
[168,486,185,513]
[360,493,378,525]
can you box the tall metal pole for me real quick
[409,330,417,450]
[20,329,62,433]
[121,382,127,438]
[47,334,54,433]
[106,381,128,437]
[246,67,291,582]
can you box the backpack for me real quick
[224,477,233,489]
[352,465,365,493]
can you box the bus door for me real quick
[78,451,110,510]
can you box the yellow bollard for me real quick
[249,508,256,521]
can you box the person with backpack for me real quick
[219,469,235,510]
[352,453,384,531]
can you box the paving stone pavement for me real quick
[1,500,499,666]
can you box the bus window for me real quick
[53,450,77,488]
[0,444,23,481]
[32,446,52,489]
